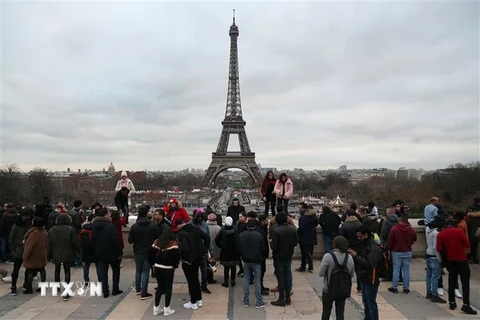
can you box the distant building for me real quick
[397,167,409,180]
[339,165,347,171]
[108,162,115,175]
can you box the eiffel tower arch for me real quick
[203,12,262,187]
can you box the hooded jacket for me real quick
[380,214,399,246]
[48,214,81,263]
[354,238,383,285]
[9,215,30,259]
[339,215,362,252]
[128,217,159,256]
[177,223,209,264]
[215,225,240,265]
[206,220,221,260]
[388,223,417,252]
[92,216,122,262]
[298,209,318,245]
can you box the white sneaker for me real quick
[183,302,198,310]
[153,305,163,316]
[437,288,444,296]
[197,299,203,307]
[163,306,175,316]
[2,276,12,283]
[455,289,462,298]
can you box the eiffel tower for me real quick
[203,12,262,187]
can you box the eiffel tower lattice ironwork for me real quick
[203,12,261,186]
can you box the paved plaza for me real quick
[0,258,479,320]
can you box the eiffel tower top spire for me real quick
[224,9,243,123]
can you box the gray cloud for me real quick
[2,1,479,173]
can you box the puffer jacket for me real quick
[48,213,81,263]
[128,217,159,256]
[298,209,318,245]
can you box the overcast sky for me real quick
[2,1,479,173]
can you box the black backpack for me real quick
[328,252,352,299]
[377,244,391,279]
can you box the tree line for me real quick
[0,162,478,214]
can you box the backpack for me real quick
[328,252,352,299]
[377,245,391,279]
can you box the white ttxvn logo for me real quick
[39,282,103,297]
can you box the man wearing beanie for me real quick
[70,200,84,268]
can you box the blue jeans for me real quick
[426,256,440,297]
[392,251,412,290]
[324,235,333,253]
[273,259,292,301]
[134,254,150,294]
[361,282,379,320]
[83,262,91,282]
[243,262,263,306]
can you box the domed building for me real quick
[108,162,115,176]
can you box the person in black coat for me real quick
[227,198,245,225]
[177,219,210,310]
[114,187,129,223]
[92,208,123,298]
[128,205,159,299]
[296,206,318,272]
[319,206,342,253]
[215,216,240,287]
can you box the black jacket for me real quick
[128,217,159,256]
[354,238,384,286]
[69,209,83,234]
[177,223,209,264]
[227,205,245,225]
[256,224,269,258]
[155,219,171,237]
[215,226,241,264]
[91,216,122,262]
[340,216,363,252]
[271,223,298,260]
[48,214,81,264]
[239,229,266,263]
[79,222,95,263]
[114,191,129,211]
[319,211,341,237]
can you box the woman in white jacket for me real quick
[115,171,136,207]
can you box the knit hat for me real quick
[207,213,217,221]
[121,171,127,177]
[73,200,83,208]
[225,216,233,227]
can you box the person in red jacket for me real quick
[437,225,477,314]
[387,213,417,294]
[162,198,190,233]
[260,171,277,217]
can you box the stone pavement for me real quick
[0,258,479,320]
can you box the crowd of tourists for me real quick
[0,170,479,319]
